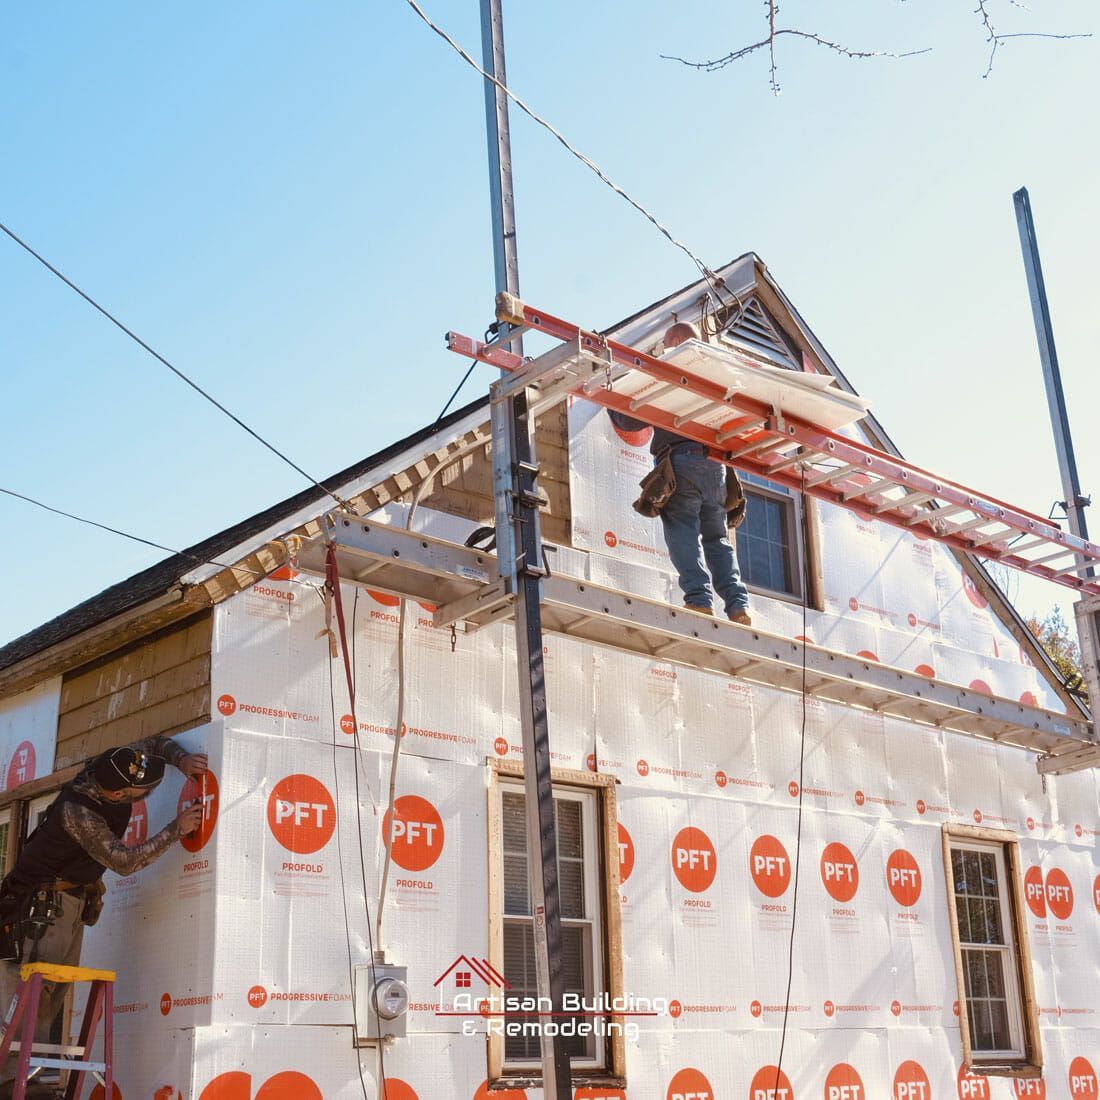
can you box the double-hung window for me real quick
[488,762,625,1087]
[735,472,811,603]
[942,825,1041,1073]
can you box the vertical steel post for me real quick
[481,1,572,1093]
[1013,187,1100,723]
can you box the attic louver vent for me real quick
[722,297,798,370]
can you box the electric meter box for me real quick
[353,961,409,1045]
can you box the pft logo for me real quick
[961,571,988,609]
[1013,1078,1046,1100]
[5,741,36,790]
[178,771,220,853]
[893,1061,931,1100]
[1045,868,1074,921]
[123,800,149,849]
[957,1064,991,1100]
[886,849,922,907]
[672,827,717,893]
[1024,866,1047,919]
[750,835,791,898]
[820,842,859,903]
[267,774,337,854]
[198,1071,323,1099]
[667,1068,714,1100]
[825,1064,865,1100]
[1070,1057,1098,1100]
[1093,873,1100,915]
[618,822,635,884]
[750,1065,794,1100]
[383,794,445,872]
[610,421,653,448]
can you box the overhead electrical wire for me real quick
[401,0,731,299]
[0,484,271,581]
[0,219,349,511]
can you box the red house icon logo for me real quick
[434,955,511,993]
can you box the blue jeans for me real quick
[660,447,750,615]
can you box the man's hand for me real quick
[178,753,209,780]
[176,803,204,838]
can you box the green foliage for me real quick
[1027,606,1087,700]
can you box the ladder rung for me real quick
[968,526,1013,549]
[763,448,809,474]
[716,415,768,444]
[1011,536,1052,554]
[1053,560,1094,579]
[30,1056,106,1071]
[927,503,969,524]
[629,381,680,410]
[842,476,901,502]
[945,514,999,537]
[886,490,936,512]
[807,461,862,488]
[1028,547,1077,567]
[727,432,781,459]
[673,396,723,427]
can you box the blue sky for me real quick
[1,0,1097,645]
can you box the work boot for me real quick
[684,604,714,616]
[728,609,752,626]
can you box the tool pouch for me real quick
[725,467,748,529]
[81,881,107,927]
[633,449,676,518]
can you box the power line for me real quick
[0,219,348,510]
[402,0,727,294]
[0,485,269,581]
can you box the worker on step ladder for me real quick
[610,320,752,625]
[0,738,206,1099]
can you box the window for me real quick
[735,472,816,603]
[942,825,1041,1072]
[487,761,625,1087]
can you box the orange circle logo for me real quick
[604,531,618,548]
[586,753,598,773]
[715,770,728,789]
[383,795,445,872]
[216,694,237,716]
[750,1000,763,1018]
[957,1065,991,1100]
[199,1073,323,1100]
[969,679,993,695]
[973,810,983,824]
[788,781,800,798]
[1026,817,1036,831]
[916,800,927,815]
[123,800,149,849]
[823,1000,836,1018]
[1093,873,1100,915]
[247,985,268,1008]
[750,835,791,898]
[821,842,859,903]
[891,1000,902,1017]
[848,597,859,612]
[4,740,36,790]
[857,650,879,662]
[618,823,635,884]
[1020,691,1039,707]
[382,1081,420,1100]
[493,737,508,757]
[893,1061,932,1100]
[915,664,936,678]
[369,590,401,608]
[668,1068,715,1100]
[1070,1060,1099,1100]
[637,759,650,777]
[1024,866,1047,918]
[854,790,865,806]
[160,993,172,1016]
[826,1063,865,1100]
[672,827,717,893]
[611,422,654,448]
[1045,868,1074,920]
[1013,1079,1046,1100]
[267,774,336,854]
[750,1066,794,1100]
[887,849,922,907]
[339,714,356,735]
[962,572,988,609]
[669,1000,683,1019]
[178,770,220,854]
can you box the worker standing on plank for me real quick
[609,320,752,624]
[0,736,205,1099]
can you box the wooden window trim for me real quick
[486,759,626,1089]
[941,824,1042,1078]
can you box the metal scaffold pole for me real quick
[1013,187,1100,724]
[480,0,572,1093]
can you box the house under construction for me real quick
[0,254,1097,1098]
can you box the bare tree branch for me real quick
[661,0,1090,91]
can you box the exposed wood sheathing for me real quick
[53,613,212,769]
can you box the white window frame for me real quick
[736,473,808,604]
[942,824,1042,1074]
